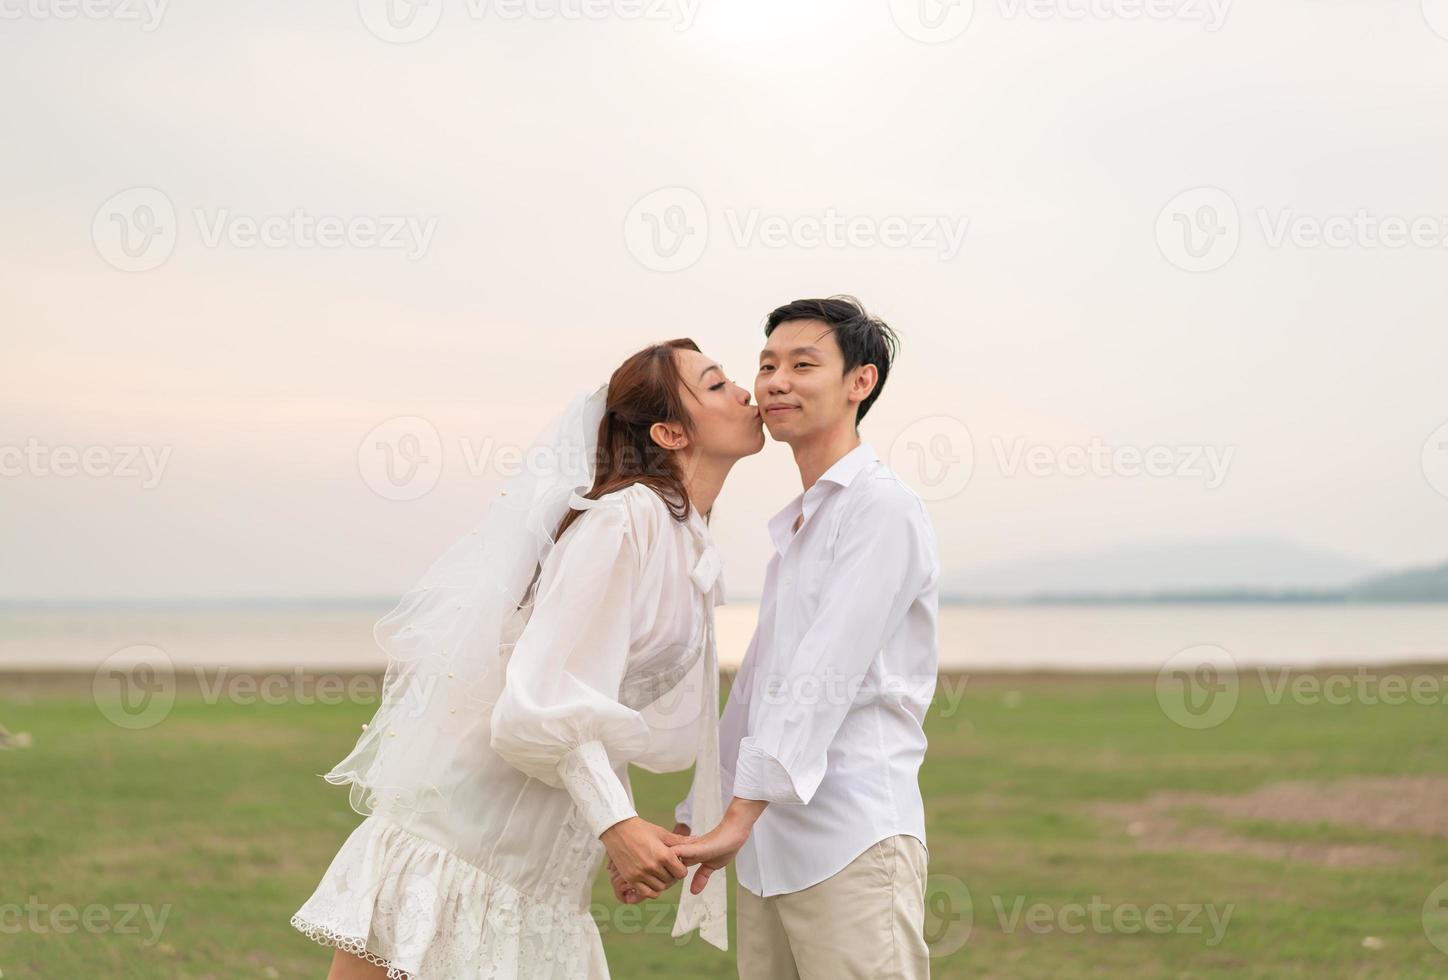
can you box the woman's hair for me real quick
[554,338,701,541]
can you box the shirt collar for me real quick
[766,442,879,555]
[816,440,879,489]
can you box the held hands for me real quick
[599,817,691,900]
[670,801,764,895]
[606,857,642,904]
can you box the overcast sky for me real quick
[3,0,1447,600]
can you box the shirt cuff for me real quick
[558,740,638,838]
[674,796,693,828]
[730,738,807,805]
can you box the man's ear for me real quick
[847,363,879,407]
[649,420,690,451]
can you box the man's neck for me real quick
[791,425,862,492]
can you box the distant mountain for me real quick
[942,536,1380,601]
[1347,561,1448,601]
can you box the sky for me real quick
[2,0,1447,600]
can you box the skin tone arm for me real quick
[671,798,769,894]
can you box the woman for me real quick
[291,339,764,978]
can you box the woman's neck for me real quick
[678,451,734,518]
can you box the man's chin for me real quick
[763,419,802,444]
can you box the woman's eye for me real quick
[710,382,725,391]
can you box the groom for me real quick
[673,296,941,979]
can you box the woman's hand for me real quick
[599,817,690,897]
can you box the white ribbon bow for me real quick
[672,524,729,951]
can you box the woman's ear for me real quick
[649,421,690,451]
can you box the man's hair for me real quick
[764,295,899,424]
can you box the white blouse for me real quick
[490,481,725,838]
[292,482,729,978]
[491,481,730,947]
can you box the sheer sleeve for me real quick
[489,496,650,837]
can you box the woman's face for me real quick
[674,347,765,459]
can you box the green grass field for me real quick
[3,668,1447,978]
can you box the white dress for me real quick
[291,483,727,979]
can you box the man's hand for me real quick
[672,822,691,838]
[671,799,766,895]
[599,817,690,898]
[672,821,748,894]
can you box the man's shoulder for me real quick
[851,459,930,519]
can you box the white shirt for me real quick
[490,483,730,948]
[679,441,941,897]
[296,481,732,978]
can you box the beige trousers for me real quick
[736,834,930,980]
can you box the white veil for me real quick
[324,383,609,816]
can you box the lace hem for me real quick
[291,816,605,979]
[290,914,414,980]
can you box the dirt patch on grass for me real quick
[1095,776,1448,866]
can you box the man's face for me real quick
[755,319,856,444]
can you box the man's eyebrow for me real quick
[759,346,824,359]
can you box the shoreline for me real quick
[5,661,1448,694]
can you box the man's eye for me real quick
[795,362,813,369]
[758,365,773,373]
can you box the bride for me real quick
[291,339,764,978]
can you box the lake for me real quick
[3,602,1446,674]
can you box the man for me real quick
[674,296,941,979]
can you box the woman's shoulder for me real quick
[577,483,686,554]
